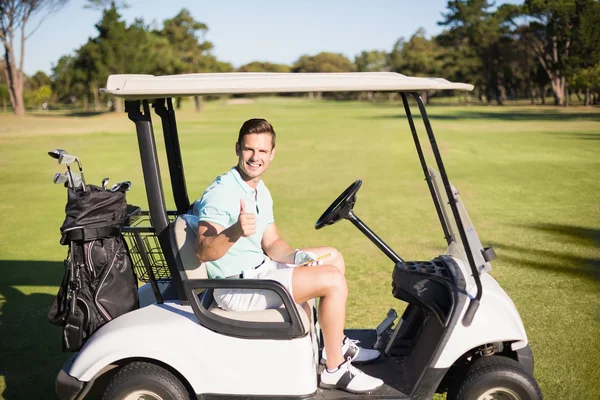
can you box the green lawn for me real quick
[0,98,598,399]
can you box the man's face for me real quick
[235,133,275,181]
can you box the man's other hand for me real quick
[237,199,256,237]
[294,250,318,266]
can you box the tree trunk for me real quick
[496,70,507,106]
[114,98,123,113]
[93,86,100,111]
[421,90,428,105]
[584,87,590,106]
[551,76,565,105]
[176,97,181,109]
[564,84,569,107]
[194,96,203,112]
[3,52,25,115]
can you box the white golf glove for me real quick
[294,250,319,266]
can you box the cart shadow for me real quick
[489,223,600,282]
[0,260,68,399]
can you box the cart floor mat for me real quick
[317,356,411,399]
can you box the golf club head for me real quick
[48,149,67,160]
[70,173,83,188]
[110,181,131,193]
[58,153,78,165]
[53,172,68,185]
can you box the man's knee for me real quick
[326,247,345,275]
[319,266,347,297]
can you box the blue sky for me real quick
[22,0,521,76]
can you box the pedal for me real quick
[374,309,397,349]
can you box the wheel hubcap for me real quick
[478,387,520,400]
[123,390,164,400]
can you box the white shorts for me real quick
[213,258,295,311]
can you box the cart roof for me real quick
[101,72,474,100]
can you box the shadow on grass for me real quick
[29,110,109,118]
[367,110,600,122]
[490,223,600,282]
[0,260,67,399]
[540,132,600,141]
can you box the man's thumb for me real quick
[240,199,246,214]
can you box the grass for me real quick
[0,98,598,399]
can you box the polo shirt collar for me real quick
[230,166,260,194]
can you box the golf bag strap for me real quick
[64,227,121,241]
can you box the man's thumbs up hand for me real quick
[236,199,256,237]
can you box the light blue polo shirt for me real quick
[191,167,275,279]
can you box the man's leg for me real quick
[301,246,345,275]
[291,264,346,369]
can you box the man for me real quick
[193,118,384,394]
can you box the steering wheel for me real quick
[315,180,362,230]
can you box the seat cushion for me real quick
[208,301,311,333]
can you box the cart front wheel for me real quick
[448,356,542,400]
[103,361,190,400]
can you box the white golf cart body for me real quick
[55,72,534,400]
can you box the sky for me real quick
[20,0,522,76]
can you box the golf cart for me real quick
[55,72,541,400]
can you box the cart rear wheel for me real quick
[448,356,542,400]
[102,361,190,400]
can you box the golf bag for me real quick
[48,185,139,352]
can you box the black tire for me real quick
[448,356,542,400]
[102,361,190,400]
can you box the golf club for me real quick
[59,153,87,191]
[53,172,69,187]
[102,178,110,190]
[110,181,131,193]
[49,149,74,186]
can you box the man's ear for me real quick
[269,147,276,161]
[235,142,240,157]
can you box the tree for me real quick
[355,50,389,72]
[438,0,512,104]
[160,8,215,111]
[389,29,446,103]
[512,0,588,105]
[0,0,68,115]
[292,52,355,100]
[27,70,51,90]
[292,52,355,73]
[567,0,600,105]
[238,61,290,73]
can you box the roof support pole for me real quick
[401,93,452,246]
[126,100,187,302]
[154,98,190,215]
[407,92,483,326]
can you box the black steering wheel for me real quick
[315,180,362,230]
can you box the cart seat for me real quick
[171,216,310,333]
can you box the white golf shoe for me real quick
[321,336,381,364]
[320,357,384,394]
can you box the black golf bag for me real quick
[48,185,139,352]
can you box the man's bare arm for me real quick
[196,200,256,263]
[261,223,296,264]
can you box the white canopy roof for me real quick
[101,72,474,100]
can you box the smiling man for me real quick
[192,118,384,394]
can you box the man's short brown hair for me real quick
[238,118,276,148]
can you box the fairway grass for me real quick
[0,99,598,399]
